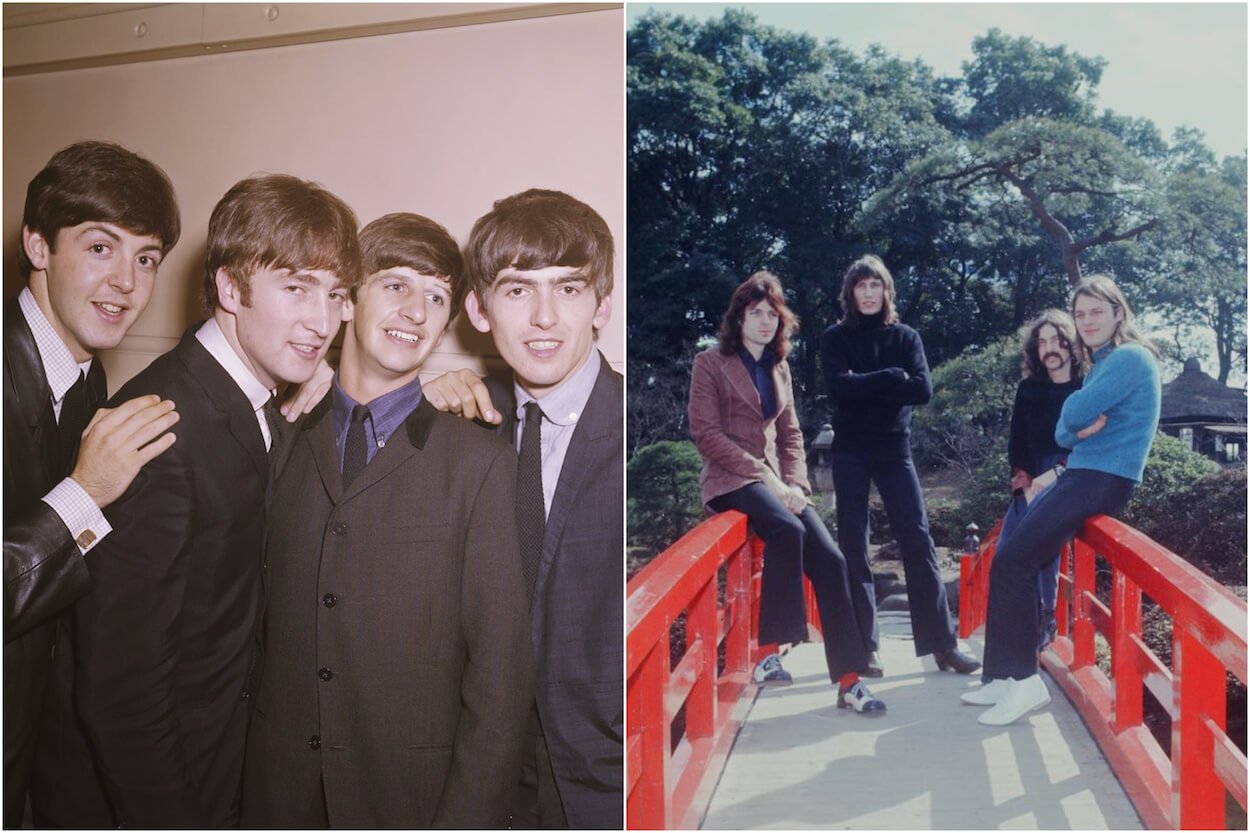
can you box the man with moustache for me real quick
[241,213,531,828]
[1000,310,1083,650]
[5,141,182,827]
[33,173,360,828]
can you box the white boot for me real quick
[978,674,1050,726]
[960,678,1011,706]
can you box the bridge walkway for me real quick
[700,613,1144,830]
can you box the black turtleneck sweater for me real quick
[819,312,933,458]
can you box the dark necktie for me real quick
[263,395,283,455]
[342,404,370,488]
[57,371,90,472]
[517,402,546,601]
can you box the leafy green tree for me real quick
[896,117,1162,285]
[957,28,1106,138]
[1141,154,1247,383]
[626,440,706,558]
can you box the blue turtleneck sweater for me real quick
[1055,342,1161,483]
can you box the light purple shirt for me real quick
[22,288,111,554]
[514,347,601,519]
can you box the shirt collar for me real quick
[514,346,601,427]
[195,316,273,413]
[737,345,774,371]
[331,373,424,441]
[1092,343,1116,364]
[19,287,92,402]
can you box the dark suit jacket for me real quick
[687,346,810,510]
[242,396,532,828]
[493,351,624,829]
[32,324,266,828]
[3,303,104,826]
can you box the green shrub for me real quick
[1127,462,1246,586]
[627,440,706,559]
[927,497,971,550]
[1122,432,1220,529]
[953,440,1013,535]
[911,337,1019,472]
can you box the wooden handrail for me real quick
[626,511,824,829]
[959,513,1248,829]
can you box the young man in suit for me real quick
[241,213,532,828]
[459,189,624,829]
[32,173,360,828]
[4,141,183,827]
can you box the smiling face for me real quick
[23,221,165,362]
[1073,292,1123,352]
[741,299,780,356]
[852,276,885,316]
[340,266,452,402]
[466,264,611,399]
[217,265,348,389]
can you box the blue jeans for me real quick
[983,468,1135,680]
[831,452,956,657]
[709,482,872,683]
[998,452,1068,651]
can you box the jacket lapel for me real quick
[716,349,764,417]
[4,303,65,486]
[538,354,617,594]
[175,328,270,483]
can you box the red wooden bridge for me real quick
[627,511,1247,829]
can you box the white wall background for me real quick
[4,6,625,390]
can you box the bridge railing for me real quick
[960,514,1248,829]
[626,512,823,830]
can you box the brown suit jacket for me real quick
[687,346,810,509]
[241,396,533,828]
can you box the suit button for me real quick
[322,593,337,608]
[318,667,333,682]
[331,522,347,536]
[240,689,250,701]
[309,735,321,750]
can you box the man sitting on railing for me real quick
[997,310,1084,652]
[689,271,886,716]
[965,275,1162,726]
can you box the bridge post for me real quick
[686,580,717,743]
[1111,571,1143,732]
[1072,538,1097,669]
[1173,627,1227,829]
[724,542,751,682]
[1056,542,1072,640]
[628,636,672,828]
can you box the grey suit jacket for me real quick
[242,396,533,828]
[493,351,624,829]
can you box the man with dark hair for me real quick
[1000,309,1083,649]
[428,189,622,828]
[4,140,182,827]
[241,213,532,827]
[33,173,360,828]
[820,254,980,678]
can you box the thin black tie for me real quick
[263,395,282,455]
[57,372,90,471]
[517,402,546,601]
[342,404,370,488]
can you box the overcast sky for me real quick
[628,3,1247,159]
